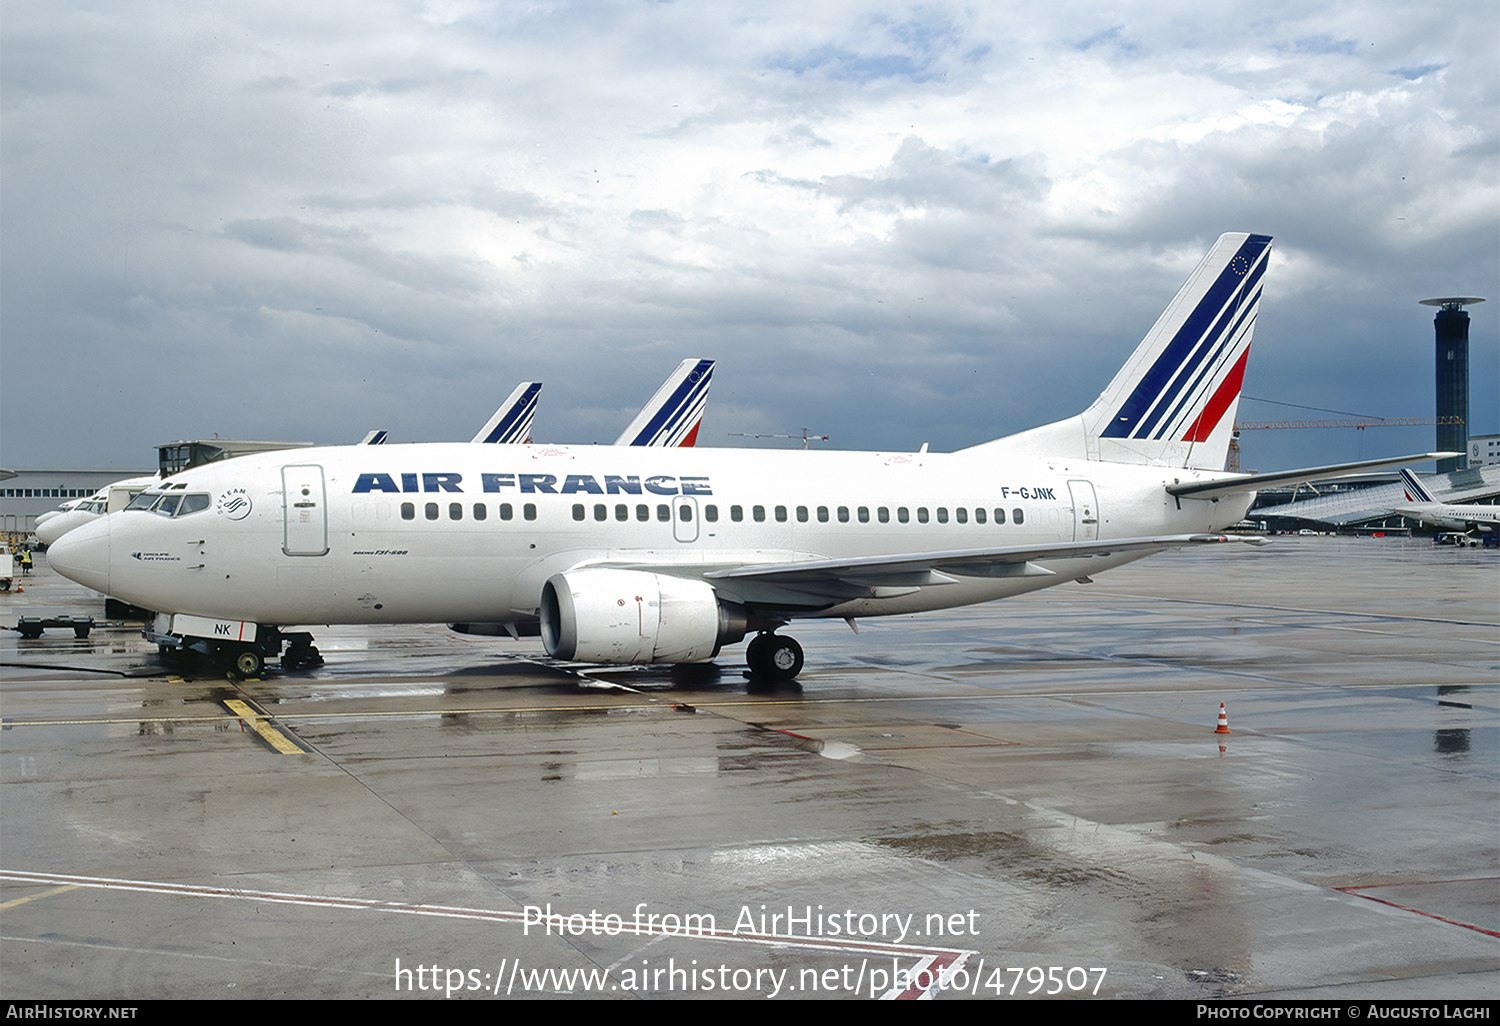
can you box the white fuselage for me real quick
[1393,502,1500,532]
[49,442,1252,628]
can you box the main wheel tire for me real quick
[762,635,803,680]
[745,633,770,673]
[232,648,264,678]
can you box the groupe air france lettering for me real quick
[351,473,712,496]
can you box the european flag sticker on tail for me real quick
[615,359,715,447]
[1085,233,1272,469]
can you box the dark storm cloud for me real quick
[2,1,1494,471]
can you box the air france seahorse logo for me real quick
[216,488,252,521]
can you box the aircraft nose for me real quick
[46,517,111,595]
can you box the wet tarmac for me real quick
[1,537,1496,1000]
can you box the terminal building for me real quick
[1247,464,1500,534]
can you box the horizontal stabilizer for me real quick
[1165,452,1460,499]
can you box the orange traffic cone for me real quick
[1214,703,1231,734]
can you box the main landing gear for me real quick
[745,632,803,680]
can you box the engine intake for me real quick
[540,568,747,664]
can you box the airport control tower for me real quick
[1420,297,1483,474]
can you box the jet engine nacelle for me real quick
[540,568,747,664]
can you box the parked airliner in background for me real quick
[470,382,543,444]
[1393,469,1499,534]
[378,360,714,449]
[34,476,161,548]
[614,359,715,447]
[49,234,1450,678]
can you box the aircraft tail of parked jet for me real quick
[614,358,714,447]
[970,233,1270,473]
[471,382,543,444]
[1399,468,1438,504]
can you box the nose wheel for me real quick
[746,632,803,680]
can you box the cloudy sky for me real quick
[3,1,1495,473]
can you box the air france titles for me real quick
[352,472,711,496]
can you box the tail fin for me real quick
[1398,468,1437,504]
[968,233,1271,469]
[472,382,542,444]
[615,359,714,447]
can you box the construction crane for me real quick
[1227,416,1463,471]
[727,428,829,449]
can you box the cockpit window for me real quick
[123,491,207,517]
[125,491,162,511]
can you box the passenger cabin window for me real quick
[878,507,889,523]
[796,506,809,523]
[449,503,462,521]
[523,503,537,521]
[401,502,415,520]
[817,506,829,523]
[993,508,1006,524]
[936,507,948,524]
[499,503,513,521]
[657,504,670,522]
[731,505,744,522]
[858,506,869,523]
[975,508,986,524]
[637,504,650,522]
[917,507,929,523]
[837,506,849,523]
[775,505,787,522]
[898,507,910,523]
[704,505,718,522]
[1013,508,1024,524]
[594,504,607,521]
[753,505,765,522]
[425,503,439,520]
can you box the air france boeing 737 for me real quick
[48,233,1450,678]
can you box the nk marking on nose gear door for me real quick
[282,465,329,556]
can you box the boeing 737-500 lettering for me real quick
[47,233,1450,679]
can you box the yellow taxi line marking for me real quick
[0,884,80,911]
[223,699,304,755]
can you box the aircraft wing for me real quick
[706,534,1261,583]
[1165,452,1459,499]
[610,534,1269,608]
